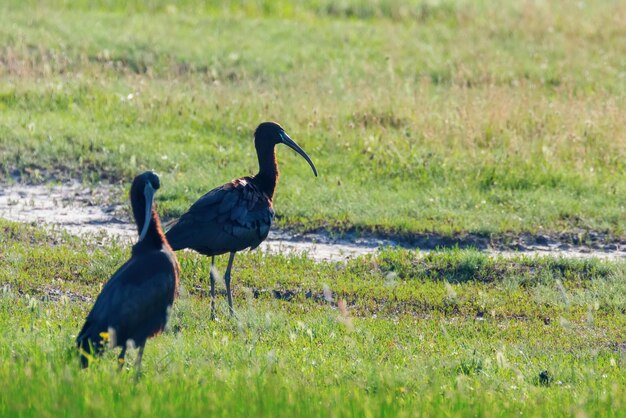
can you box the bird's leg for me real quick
[224,252,236,316]
[210,256,216,320]
[118,346,127,371]
[134,345,145,381]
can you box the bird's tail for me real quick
[163,218,179,232]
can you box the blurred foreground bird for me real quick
[76,171,179,370]
[166,122,317,318]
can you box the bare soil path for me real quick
[2,182,625,262]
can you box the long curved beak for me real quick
[138,183,155,242]
[280,132,318,177]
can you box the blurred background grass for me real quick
[0,0,624,237]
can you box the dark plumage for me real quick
[166,122,317,317]
[76,171,179,369]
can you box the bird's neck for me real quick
[253,144,279,199]
[133,206,167,252]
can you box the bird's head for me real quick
[130,171,161,241]
[254,121,318,177]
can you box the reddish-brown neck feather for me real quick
[133,205,169,252]
[150,208,168,246]
[149,208,180,293]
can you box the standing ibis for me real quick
[76,171,179,370]
[166,122,317,317]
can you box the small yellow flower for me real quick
[99,332,110,342]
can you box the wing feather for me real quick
[77,251,177,357]
[165,177,274,255]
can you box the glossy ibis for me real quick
[76,171,179,370]
[166,122,317,317]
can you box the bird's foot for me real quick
[229,308,240,322]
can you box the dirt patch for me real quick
[268,229,626,261]
[0,181,133,239]
[0,182,375,261]
[1,182,626,261]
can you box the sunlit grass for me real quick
[1,1,625,413]
[2,219,626,416]
[0,0,625,237]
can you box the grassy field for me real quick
[2,218,626,417]
[0,0,625,238]
[2,1,626,417]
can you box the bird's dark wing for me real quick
[77,251,177,352]
[166,178,274,254]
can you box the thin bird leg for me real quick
[224,252,236,316]
[134,345,145,381]
[210,256,216,320]
[118,346,127,371]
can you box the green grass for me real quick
[1,2,626,415]
[0,0,625,237]
[2,219,626,416]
